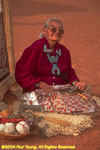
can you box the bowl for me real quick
[0,131,32,140]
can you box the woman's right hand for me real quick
[39,82,57,100]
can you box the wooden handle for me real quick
[44,117,71,126]
[33,112,71,127]
[77,93,88,100]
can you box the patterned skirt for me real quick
[22,84,96,114]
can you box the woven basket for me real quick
[0,109,34,140]
[0,131,32,140]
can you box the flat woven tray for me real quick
[0,131,32,140]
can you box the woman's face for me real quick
[44,21,64,42]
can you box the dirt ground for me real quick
[0,0,100,150]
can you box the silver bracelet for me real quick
[72,80,78,85]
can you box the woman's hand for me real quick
[73,81,86,90]
[39,82,57,100]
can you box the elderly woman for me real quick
[15,18,96,114]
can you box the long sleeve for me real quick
[15,37,80,90]
[15,42,41,91]
[66,50,79,84]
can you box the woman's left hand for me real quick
[74,81,86,90]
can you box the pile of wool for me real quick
[92,96,100,107]
[37,113,94,137]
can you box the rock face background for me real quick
[11,0,100,96]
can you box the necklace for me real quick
[47,53,58,64]
[43,44,61,75]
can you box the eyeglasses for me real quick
[47,27,64,34]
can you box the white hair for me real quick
[39,18,64,39]
[44,18,63,28]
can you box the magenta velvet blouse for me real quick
[15,37,79,91]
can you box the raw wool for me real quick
[92,96,100,107]
[37,113,94,137]
[16,121,30,135]
[4,123,16,135]
[21,92,39,105]
[0,124,5,132]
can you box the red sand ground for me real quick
[0,0,100,150]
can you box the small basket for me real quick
[0,131,32,140]
[0,109,34,140]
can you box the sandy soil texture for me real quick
[11,0,100,96]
